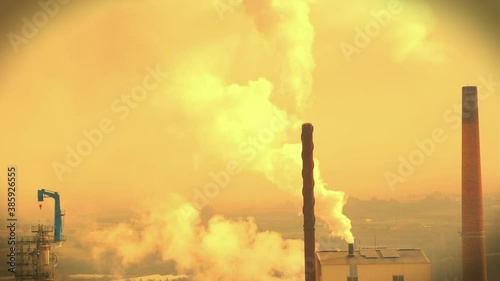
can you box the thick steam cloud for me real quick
[89,0,353,278]
[89,196,304,281]
[263,144,354,242]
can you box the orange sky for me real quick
[0,0,498,226]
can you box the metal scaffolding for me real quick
[15,225,58,281]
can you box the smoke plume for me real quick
[89,0,353,278]
[89,196,304,280]
[263,144,354,242]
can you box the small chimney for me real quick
[348,243,354,257]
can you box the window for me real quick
[393,275,404,281]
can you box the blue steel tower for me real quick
[37,189,64,242]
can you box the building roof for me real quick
[316,248,430,265]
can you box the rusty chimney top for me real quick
[301,123,316,281]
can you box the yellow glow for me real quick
[0,0,498,279]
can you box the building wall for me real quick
[317,264,348,281]
[318,263,430,281]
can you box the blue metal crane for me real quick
[37,189,64,242]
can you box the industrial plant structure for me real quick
[300,123,432,281]
[299,86,491,281]
[315,245,430,281]
[301,123,316,281]
[461,86,488,281]
[37,189,64,242]
[15,189,65,281]
[15,225,58,281]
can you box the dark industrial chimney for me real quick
[301,123,316,281]
[348,243,354,257]
[461,86,487,281]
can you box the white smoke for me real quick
[88,196,304,281]
[262,144,354,242]
[88,0,353,278]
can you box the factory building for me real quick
[315,245,430,281]
[304,84,487,281]
[300,124,431,281]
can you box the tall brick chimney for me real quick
[461,86,487,281]
[301,123,316,281]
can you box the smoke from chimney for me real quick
[301,123,316,281]
[461,86,487,281]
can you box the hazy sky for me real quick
[0,1,499,277]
